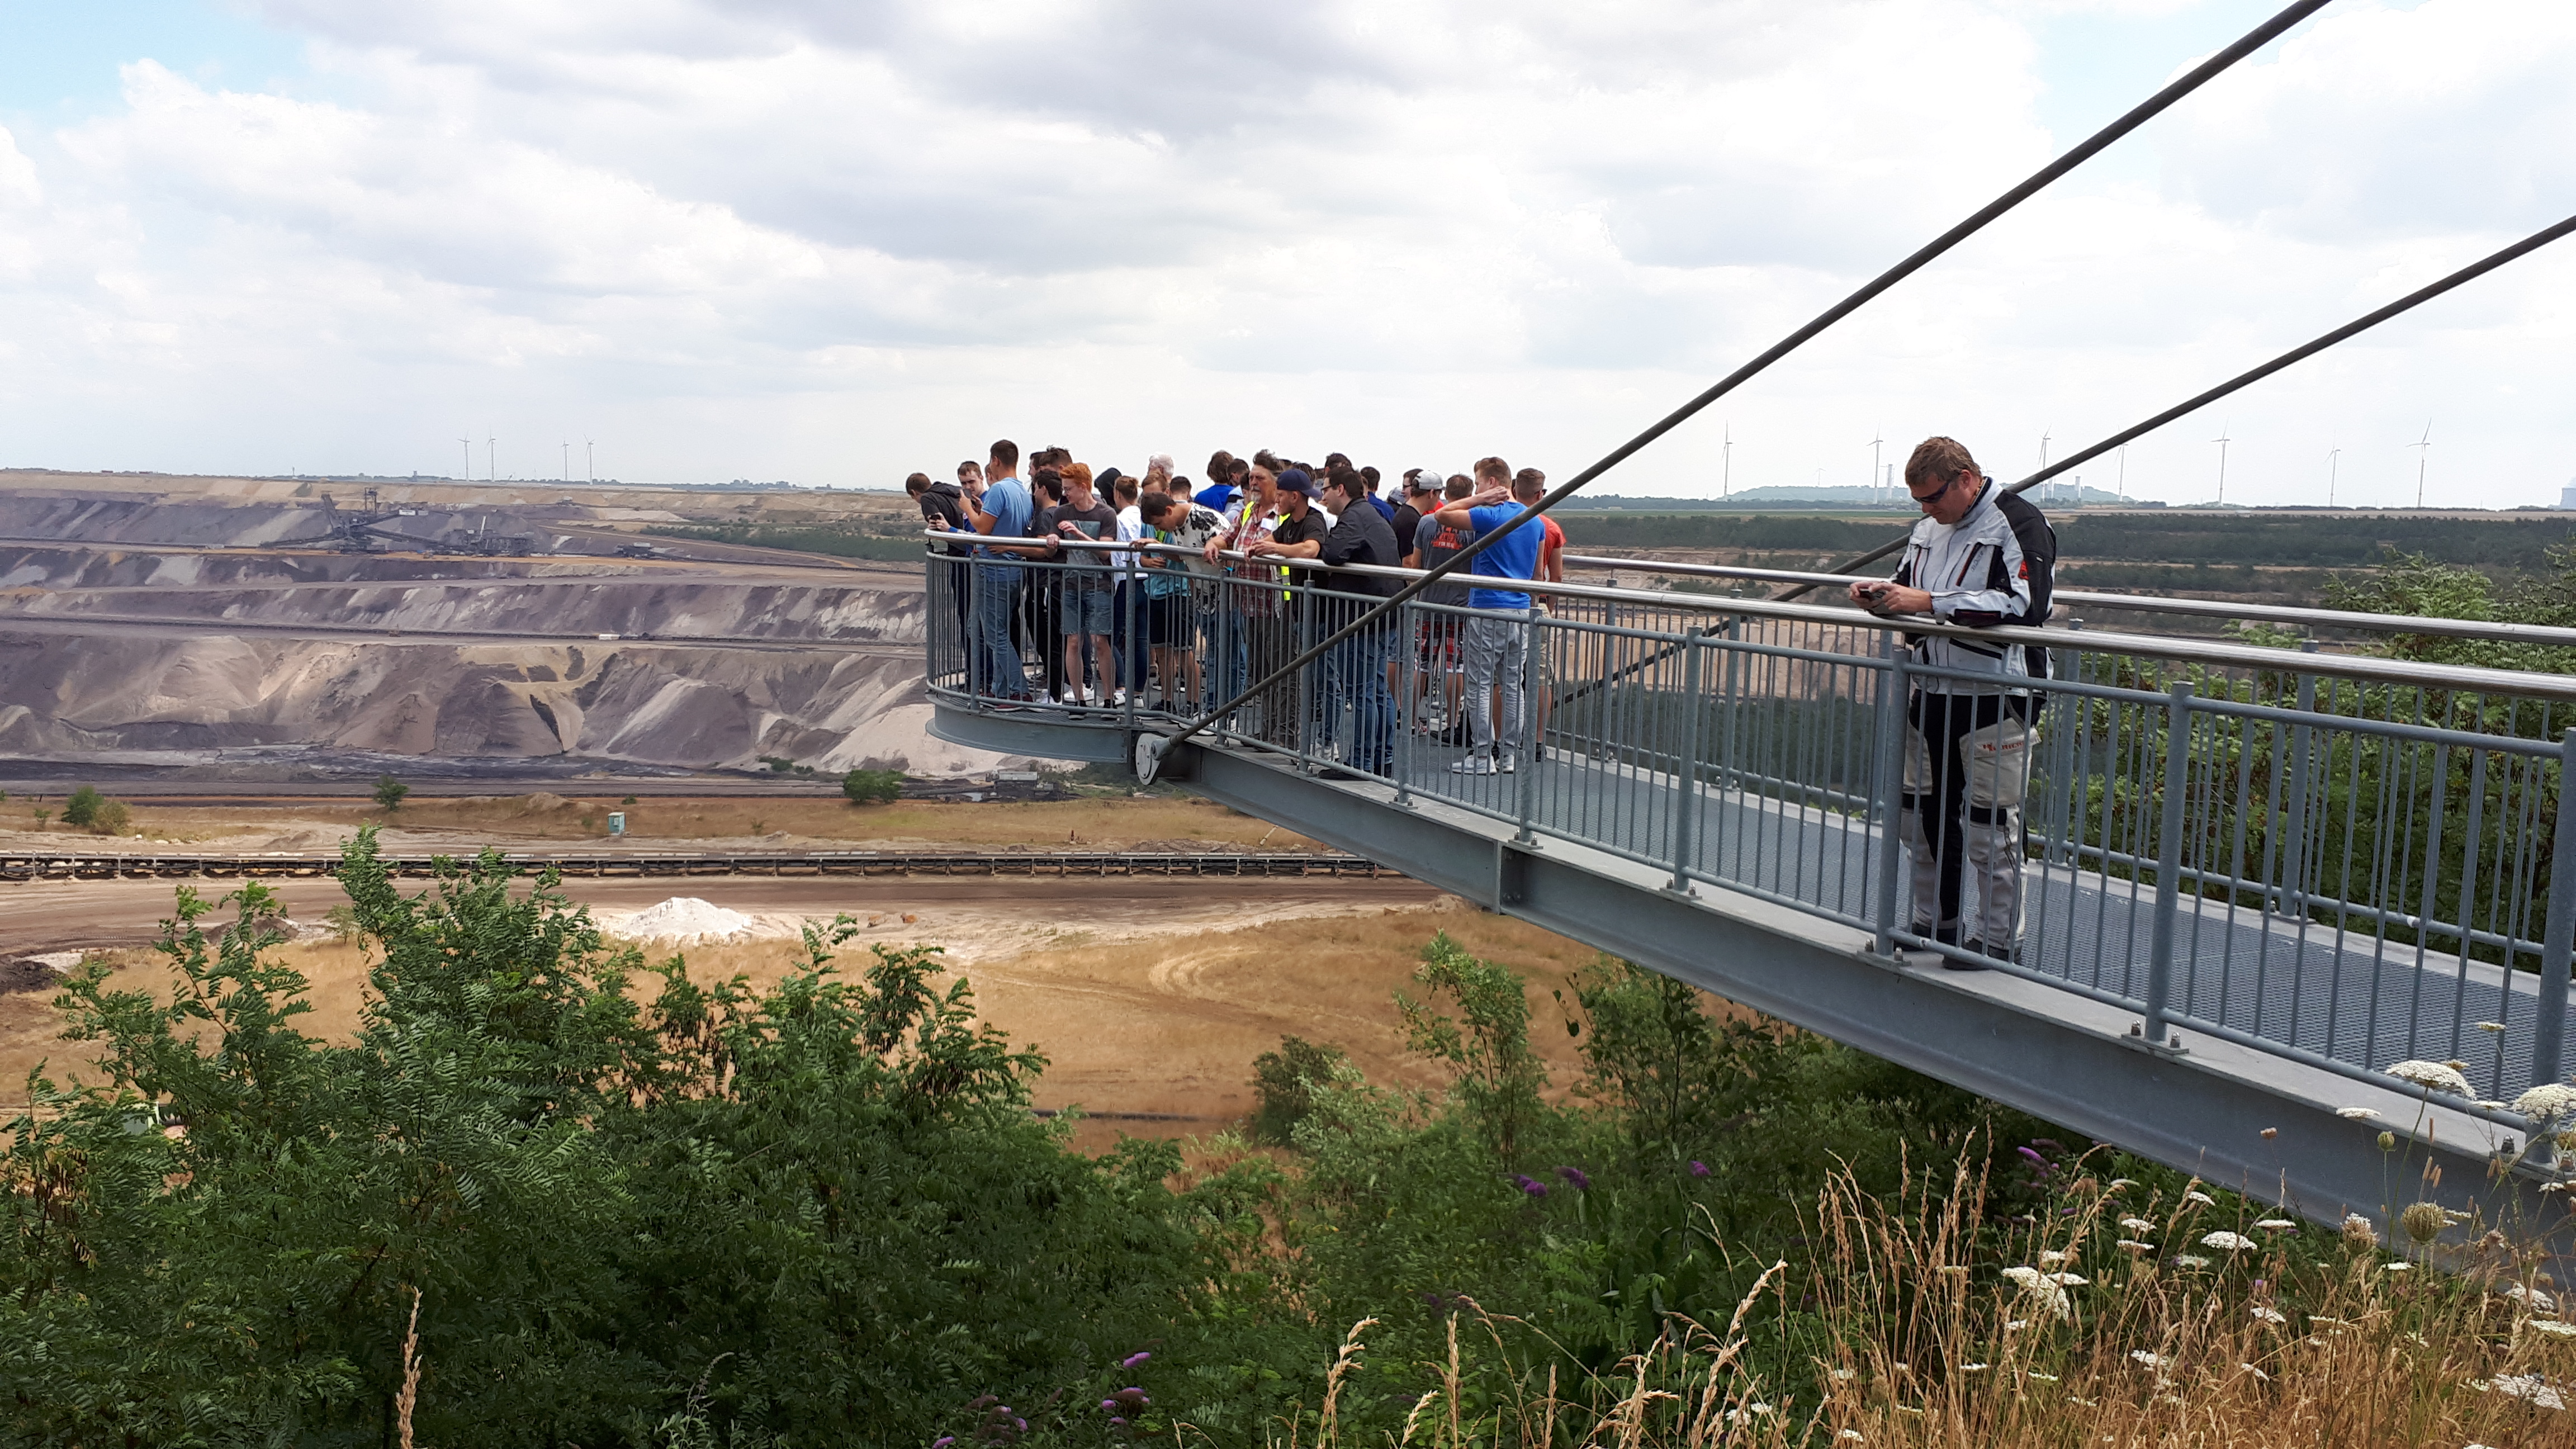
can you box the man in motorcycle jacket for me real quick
[1848,436,2057,968]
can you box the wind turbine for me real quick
[487,437,497,482]
[457,438,471,481]
[584,436,595,482]
[2328,445,2340,508]
[1721,424,1732,499]
[2211,421,2232,508]
[2115,443,2127,502]
[1868,428,1883,505]
[2038,428,2052,501]
[562,441,570,481]
[2411,421,2433,509]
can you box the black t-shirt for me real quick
[919,481,970,555]
[1039,499,1121,572]
[1388,503,1420,559]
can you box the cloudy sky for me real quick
[0,0,2568,506]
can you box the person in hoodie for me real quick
[1849,435,2057,969]
[910,468,973,634]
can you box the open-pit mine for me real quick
[0,470,1005,783]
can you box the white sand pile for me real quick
[607,897,758,943]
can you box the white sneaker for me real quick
[1501,754,1518,773]
[1111,688,1128,705]
[1448,755,1498,775]
[1059,688,1084,706]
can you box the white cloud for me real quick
[0,0,2565,507]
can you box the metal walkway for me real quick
[928,546,2576,1251]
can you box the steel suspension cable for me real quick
[1141,0,2336,768]
[1774,211,2576,601]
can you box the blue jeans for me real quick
[1327,621,1397,772]
[973,566,1031,699]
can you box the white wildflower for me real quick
[2336,1106,2381,1120]
[2026,1371,2058,1382]
[2383,1059,2474,1096]
[2485,1374,2568,1411]
[2476,1021,2509,1033]
[2172,1254,2213,1268]
[1829,1367,1857,1381]
[2105,1178,2135,1192]
[2116,1239,2156,1254]
[2241,1363,2270,1381]
[2184,1190,2217,1207]
[2201,1230,2257,1252]
[2002,1266,2074,1323]
[2384,1261,2413,1272]
[1838,1433,1865,1443]
[2507,1283,2561,1312]
[1961,1363,1989,1372]
[2532,1320,2576,1338]
[2048,1272,2090,1286]
[2120,1216,2156,1233]
[2038,1249,2071,1267]
[2005,1319,2030,1331]
[2003,1266,2043,1289]
[2130,1351,2174,1370]
[2251,1305,2288,1325]
[2516,1083,2576,1123]
[2253,1218,2298,1231]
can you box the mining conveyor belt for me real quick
[0,850,1385,882]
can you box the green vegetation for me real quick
[373,773,410,811]
[842,768,905,805]
[59,784,130,836]
[645,522,924,561]
[1553,509,2576,579]
[6,835,2558,1445]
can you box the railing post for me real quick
[1121,547,1139,733]
[1516,607,1540,844]
[1667,628,1706,892]
[2143,680,2197,1049]
[1871,632,1909,955]
[2531,728,2576,1090]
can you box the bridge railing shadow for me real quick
[921,541,2576,1137]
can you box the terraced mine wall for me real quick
[0,480,990,778]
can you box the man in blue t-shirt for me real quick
[963,438,1040,702]
[1431,457,1541,774]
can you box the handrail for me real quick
[926,533,2576,702]
[1562,552,2576,650]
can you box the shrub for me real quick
[89,799,131,836]
[842,768,904,805]
[373,773,410,811]
[61,784,103,828]
[1249,1034,1349,1144]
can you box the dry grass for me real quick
[1279,1154,2574,1448]
[0,793,1309,851]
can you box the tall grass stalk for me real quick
[1289,1151,2569,1447]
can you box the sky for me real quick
[0,0,2567,508]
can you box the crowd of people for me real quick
[913,432,2057,970]
[908,440,1568,779]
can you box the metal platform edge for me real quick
[934,702,2573,1254]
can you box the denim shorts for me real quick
[1059,576,1115,634]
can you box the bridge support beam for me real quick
[1014,720,2568,1253]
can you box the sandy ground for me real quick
[0,793,1312,855]
[0,798,1602,1150]
[0,875,1602,1152]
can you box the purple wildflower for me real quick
[934,1439,955,1448]
[1122,1351,1151,1369]
[1016,1420,1027,1433]
[1557,1166,1592,1190]
[1514,1174,1549,1197]
[2016,1145,2048,1167]
[1689,1160,1710,1178]
[1101,1400,1117,1412]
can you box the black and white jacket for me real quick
[1889,480,2057,691]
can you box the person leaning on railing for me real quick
[1848,436,2058,969]
[960,438,1044,707]
[1258,466,1401,779]
[1432,458,1544,775]
[1205,456,1296,742]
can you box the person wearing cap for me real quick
[1407,472,1474,742]
[1205,456,1292,741]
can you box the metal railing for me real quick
[924,538,2576,1140]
